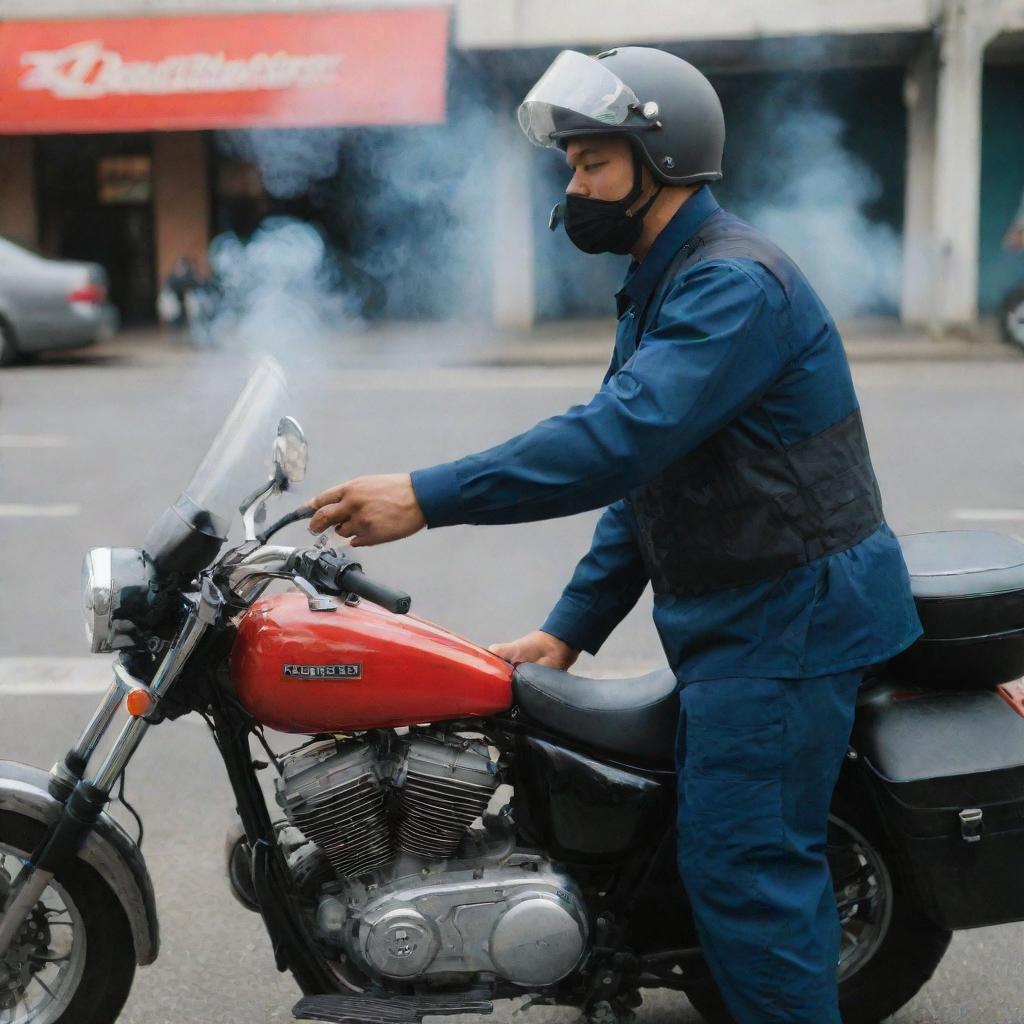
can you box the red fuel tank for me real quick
[230,593,514,733]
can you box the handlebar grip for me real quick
[342,569,411,615]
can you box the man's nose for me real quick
[566,173,588,198]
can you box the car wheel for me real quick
[0,319,19,367]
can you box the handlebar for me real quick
[300,547,411,615]
[246,505,413,615]
[339,568,411,615]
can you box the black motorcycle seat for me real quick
[900,530,1024,598]
[511,663,679,766]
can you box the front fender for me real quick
[0,760,159,965]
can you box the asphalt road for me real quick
[2,339,1024,1023]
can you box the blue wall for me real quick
[980,65,1024,314]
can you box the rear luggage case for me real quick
[891,530,1024,688]
[854,681,1024,930]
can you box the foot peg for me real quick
[294,993,493,1024]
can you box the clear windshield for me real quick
[181,358,290,539]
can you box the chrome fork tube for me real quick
[1,606,208,958]
[89,607,206,792]
[68,680,122,767]
[53,658,159,795]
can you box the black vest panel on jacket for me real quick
[629,212,884,597]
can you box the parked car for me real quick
[0,236,119,365]
[999,281,1024,351]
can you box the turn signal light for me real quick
[125,688,154,718]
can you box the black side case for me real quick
[891,530,1024,687]
[854,682,1024,930]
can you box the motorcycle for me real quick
[4,359,1024,1024]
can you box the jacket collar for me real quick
[616,184,720,316]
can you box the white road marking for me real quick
[0,658,111,695]
[951,509,1024,522]
[0,659,207,727]
[0,434,73,448]
[316,368,599,391]
[0,504,80,518]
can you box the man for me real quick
[309,47,921,1024]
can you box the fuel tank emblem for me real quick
[283,663,363,679]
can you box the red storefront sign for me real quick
[0,7,449,133]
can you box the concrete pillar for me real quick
[492,106,535,330]
[900,40,938,324]
[0,136,38,249]
[152,131,210,287]
[930,0,1003,332]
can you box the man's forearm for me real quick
[409,263,778,532]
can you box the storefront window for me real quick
[97,155,152,205]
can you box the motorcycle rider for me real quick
[309,47,922,1024]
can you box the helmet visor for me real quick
[518,50,640,148]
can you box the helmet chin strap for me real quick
[624,148,664,221]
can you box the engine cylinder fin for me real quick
[276,741,393,879]
[401,780,493,806]
[402,779,494,808]
[393,740,499,860]
[399,778,495,802]
[276,734,501,880]
[397,804,482,827]
[401,788,488,813]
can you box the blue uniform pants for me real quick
[676,671,863,1024]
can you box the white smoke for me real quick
[203,216,357,355]
[729,91,902,318]
[205,71,902,335]
[219,127,346,199]
[207,71,498,338]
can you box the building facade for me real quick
[0,0,1021,333]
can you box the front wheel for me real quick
[684,791,951,1024]
[0,812,136,1024]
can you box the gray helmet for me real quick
[518,46,724,186]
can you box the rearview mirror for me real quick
[273,416,307,488]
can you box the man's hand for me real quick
[309,474,426,547]
[489,630,579,670]
[1004,225,1024,251]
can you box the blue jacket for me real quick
[411,186,921,681]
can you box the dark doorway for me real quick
[36,134,157,324]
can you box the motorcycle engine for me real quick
[275,732,588,988]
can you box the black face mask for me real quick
[550,151,663,255]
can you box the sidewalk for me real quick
[478,316,1017,366]
[91,316,1018,370]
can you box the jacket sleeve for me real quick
[410,259,787,528]
[539,500,649,655]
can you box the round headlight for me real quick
[80,547,156,653]
[81,547,114,652]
